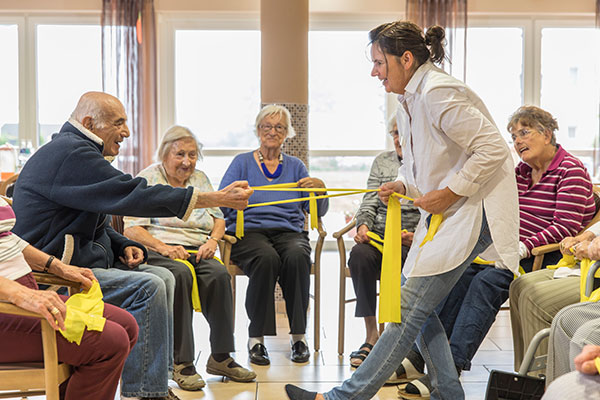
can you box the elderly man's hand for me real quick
[574,344,600,375]
[157,244,189,261]
[561,231,595,256]
[196,240,218,261]
[379,181,406,205]
[215,181,254,210]
[120,246,145,269]
[573,240,592,260]
[414,187,462,215]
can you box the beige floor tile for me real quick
[171,381,256,400]
[258,382,400,400]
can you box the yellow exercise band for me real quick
[60,280,106,345]
[175,251,225,313]
[378,194,403,324]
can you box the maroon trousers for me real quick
[0,274,138,400]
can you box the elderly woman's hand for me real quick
[401,231,414,247]
[298,177,326,192]
[196,239,218,261]
[378,181,406,205]
[560,231,595,255]
[5,281,67,331]
[157,244,189,261]
[355,224,371,244]
[572,240,592,260]
[53,263,96,291]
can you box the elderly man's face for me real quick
[92,102,130,157]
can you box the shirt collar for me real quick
[397,61,436,105]
[68,118,104,147]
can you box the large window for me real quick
[0,24,19,146]
[540,27,600,172]
[36,24,102,146]
[174,30,260,150]
[308,31,386,150]
[462,27,524,141]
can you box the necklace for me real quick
[257,150,283,179]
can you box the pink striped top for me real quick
[517,145,595,253]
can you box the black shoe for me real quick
[290,341,310,363]
[249,343,270,365]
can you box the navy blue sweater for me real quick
[13,122,196,269]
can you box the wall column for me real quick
[261,0,309,166]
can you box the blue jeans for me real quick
[92,265,175,398]
[324,214,492,400]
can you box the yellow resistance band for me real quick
[175,250,225,313]
[60,280,106,345]
[235,184,441,324]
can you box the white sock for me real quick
[291,334,307,345]
[248,336,264,350]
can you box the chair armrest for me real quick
[531,243,560,256]
[316,217,327,239]
[0,301,43,319]
[32,273,81,291]
[333,218,356,239]
[221,234,237,245]
[586,261,600,297]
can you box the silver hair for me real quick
[70,91,123,129]
[156,125,203,162]
[254,104,296,140]
[387,115,397,134]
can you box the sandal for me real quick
[397,375,432,399]
[386,356,425,384]
[349,342,374,368]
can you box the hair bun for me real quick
[425,25,445,44]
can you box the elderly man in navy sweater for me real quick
[12,91,252,400]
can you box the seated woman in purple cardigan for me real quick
[218,104,329,366]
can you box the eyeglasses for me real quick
[510,128,536,142]
[260,124,287,134]
[389,129,399,137]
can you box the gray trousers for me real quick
[146,250,235,364]
[509,269,580,370]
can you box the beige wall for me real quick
[0,0,595,15]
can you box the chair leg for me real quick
[338,273,346,356]
[41,321,60,400]
[314,263,321,352]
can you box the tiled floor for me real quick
[12,250,515,400]
[171,250,515,400]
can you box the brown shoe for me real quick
[173,363,205,391]
[206,355,257,382]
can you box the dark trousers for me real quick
[436,250,563,371]
[0,273,138,400]
[146,250,235,363]
[230,229,311,337]
[348,242,410,318]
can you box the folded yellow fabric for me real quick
[595,357,600,374]
[60,280,106,345]
[378,194,403,324]
[420,214,443,247]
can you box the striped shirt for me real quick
[517,145,595,253]
[0,197,30,279]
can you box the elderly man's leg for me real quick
[93,267,171,398]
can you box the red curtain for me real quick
[101,0,157,176]
[406,0,467,81]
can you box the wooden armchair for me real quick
[0,274,80,400]
[218,217,327,351]
[531,186,600,271]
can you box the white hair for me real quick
[254,104,296,140]
[156,125,203,162]
[387,114,405,148]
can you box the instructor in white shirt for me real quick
[286,20,519,400]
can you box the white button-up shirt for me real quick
[396,62,519,277]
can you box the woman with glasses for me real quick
[285,20,519,400]
[508,106,596,374]
[347,115,420,369]
[395,105,595,399]
[219,104,329,365]
[123,125,256,390]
